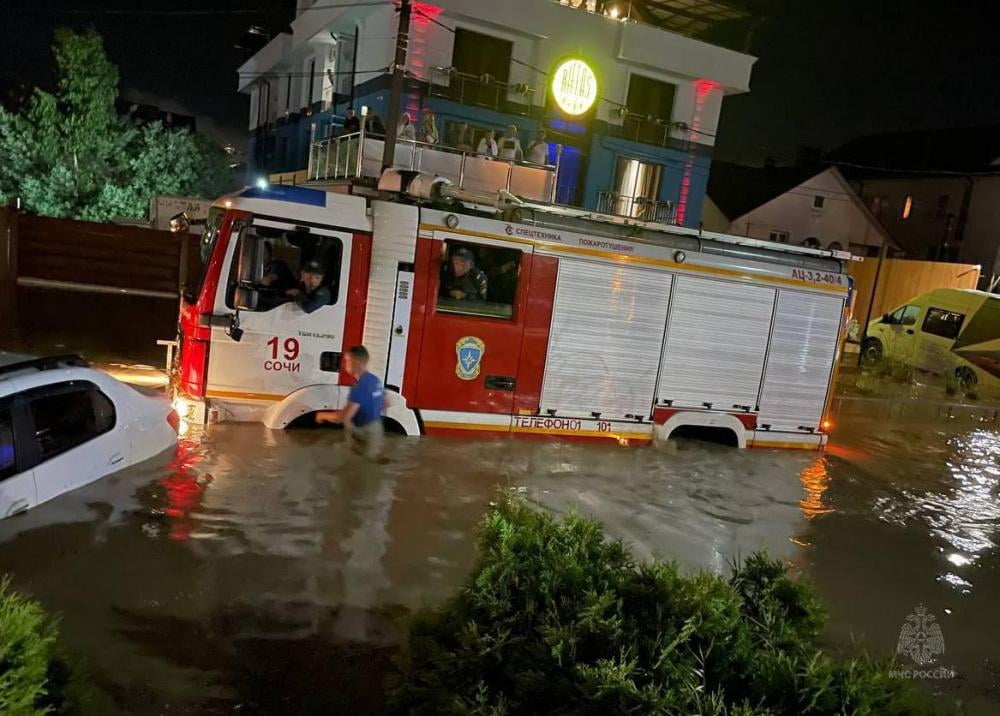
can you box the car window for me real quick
[25,382,116,463]
[0,404,15,480]
[922,307,965,340]
[899,305,920,326]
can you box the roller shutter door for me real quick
[758,290,844,431]
[540,259,672,418]
[657,276,776,411]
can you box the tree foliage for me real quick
[0,29,234,221]
[392,494,938,715]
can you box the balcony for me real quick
[596,191,676,224]
[428,67,539,117]
[308,131,559,203]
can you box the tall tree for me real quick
[0,29,235,221]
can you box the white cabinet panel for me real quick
[657,276,775,411]
[540,260,671,418]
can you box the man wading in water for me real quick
[315,345,385,460]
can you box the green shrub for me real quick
[0,577,59,715]
[391,495,937,715]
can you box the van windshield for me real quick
[184,207,225,304]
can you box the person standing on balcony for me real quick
[420,112,439,144]
[399,112,416,140]
[498,125,523,161]
[366,112,386,136]
[342,108,360,134]
[526,128,549,165]
[476,129,498,159]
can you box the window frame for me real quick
[812,195,825,209]
[921,307,965,340]
[0,398,20,482]
[225,221,345,313]
[885,304,919,326]
[16,380,117,472]
[435,238,525,321]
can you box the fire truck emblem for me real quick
[896,604,945,665]
[455,336,485,380]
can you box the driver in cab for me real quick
[287,259,330,313]
[443,247,488,302]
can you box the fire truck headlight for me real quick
[255,177,269,190]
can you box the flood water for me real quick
[1,397,998,713]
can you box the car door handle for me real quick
[109,453,125,466]
[485,375,516,391]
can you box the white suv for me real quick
[0,354,178,518]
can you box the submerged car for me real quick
[862,288,1000,388]
[0,354,178,518]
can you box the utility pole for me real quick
[382,0,411,170]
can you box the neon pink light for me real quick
[675,79,718,226]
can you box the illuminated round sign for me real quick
[551,58,598,116]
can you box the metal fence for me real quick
[596,192,676,225]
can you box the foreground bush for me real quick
[0,577,59,714]
[392,495,935,715]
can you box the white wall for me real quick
[962,176,1000,281]
[240,0,756,143]
[730,168,887,253]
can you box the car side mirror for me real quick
[881,313,891,323]
[234,286,259,312]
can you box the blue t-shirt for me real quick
[348,371,384,427]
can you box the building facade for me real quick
[236,0,755,227]
[727,167,893,257]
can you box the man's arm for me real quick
[315,400,359,425]
[296,286,330,314]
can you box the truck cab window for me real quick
[226,224,343,312]
[922,307,964,340]
[437,240,520,319]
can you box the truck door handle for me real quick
[485,375,516,391]
[109,452,125,466]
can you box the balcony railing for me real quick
[596,191,676,224]
[428,67,537,116]
[308,128,560,203]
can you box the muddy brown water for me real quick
[1,398,998,714]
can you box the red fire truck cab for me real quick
[173,178,851,449]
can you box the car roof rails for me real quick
[0,354,90,377]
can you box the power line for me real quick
[826,158,1000,178]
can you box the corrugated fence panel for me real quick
[758,290,844,432]
[540,259,671,418]
[657,276,775,410]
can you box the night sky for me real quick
[4,0,999,165]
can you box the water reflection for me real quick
[798,457,835,519]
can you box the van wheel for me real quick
[956,367,977,388]
[861,337,883,363]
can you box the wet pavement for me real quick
[1,398,999,713]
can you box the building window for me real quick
[902,195,913,219]
[626,74,676,122]
[769,230,789,243]
[812,195,825,209]
[451,28,512,108]
[922,307,964,340]
[437,240,520,320]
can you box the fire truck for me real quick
[172,165,850,449]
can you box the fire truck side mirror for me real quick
[234,286,259,312]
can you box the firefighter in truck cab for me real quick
[444,247,488,302]
[286,259,330,314]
